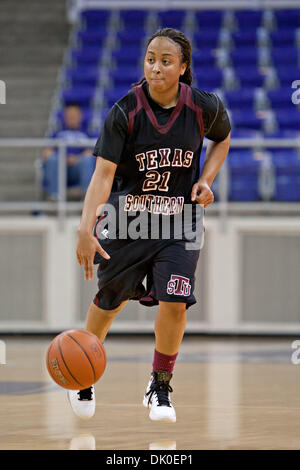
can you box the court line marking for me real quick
[4,401,300,411]
[94,403,300,411]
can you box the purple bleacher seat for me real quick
[271,149,300,201]
[274,10,300,28]
[157,10,186,29]
[230,48,258,65]
[80,9,110,28]
[117,30,145,45]
[77,30,107,46]
[120,10,148,23]
[234,10,263,29]
[266,129,300,139]
[120,10,147,31]
[276,66,300,87]
[230,109,262,130]
[234,66,264,87]
[194,30,220,48]
[104,87,131,108]
[275,109,300,130]
[267,89,296,109]
[228,149,262,201]
[271,47,299,65]
[71,48,102,66]
[112,47,142,65]
[230,128,262,138]
[231,31,258,47]
[62,86,95,107]
[194,67,223,89]
[196,76,223,89]
[192,50,216,67]
[224,89,256,109]
[195,11,223,29]
[111,68,141,87]
[66,67,99,87]
[194,66,223,80]
[269,30,296,47]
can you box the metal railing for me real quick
[0,137,300,230]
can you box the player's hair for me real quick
[132,28,193,87]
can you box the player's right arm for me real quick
[77,97,128,280]
[76,156,117,281]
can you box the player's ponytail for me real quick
[132,28,193,87]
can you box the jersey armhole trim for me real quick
[115,102,129,125]
[205,93,219,136]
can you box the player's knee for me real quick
[104,306,122,318]
[173,304,186,322]
[92,304,121,319]
[161,302,186,321]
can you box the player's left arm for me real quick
[191,132,231,207]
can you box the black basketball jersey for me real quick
[93,81,231,240]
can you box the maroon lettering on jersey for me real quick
[167,274,191,296]
[124,194,134,211]
[139,195,147,211]
[183,151,194,168]
[135,153,146,171]
[172,149,182,167]
[146,150,158,169]
[159,148,171,167]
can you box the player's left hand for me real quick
[191,181,214,208]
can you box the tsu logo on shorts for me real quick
[167,274,191,296]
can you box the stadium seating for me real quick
[50,7,300,201]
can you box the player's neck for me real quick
[147,83,180,109]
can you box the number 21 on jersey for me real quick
[142,171,171,192]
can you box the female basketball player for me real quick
[68,28,231,422]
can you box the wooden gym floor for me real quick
[0,335,300,450]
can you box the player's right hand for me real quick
[76,231,110,281]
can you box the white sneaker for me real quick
[143,371,176,423]
[67,386,95,420]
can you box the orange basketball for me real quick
[46,329,106,390]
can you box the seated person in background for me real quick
[42,103,96,199]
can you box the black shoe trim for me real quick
[77,387,93,401]
[146,371,173,407]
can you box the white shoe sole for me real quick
[143,395,176,423]
[67,391,95,420]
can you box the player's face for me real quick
[144,37,187,93]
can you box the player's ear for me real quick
[180,63,187,76]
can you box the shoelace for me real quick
[146,381,173,407]
[77,387,93,401]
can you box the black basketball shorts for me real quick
[93,237,201,311]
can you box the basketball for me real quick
[46,329,106,390]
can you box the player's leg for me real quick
[154,301,186,355]
[143,240,200,423]
[143,301,186,423]
[85,299,128,343]
[68,300,128,419]
[69,237,153,420]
